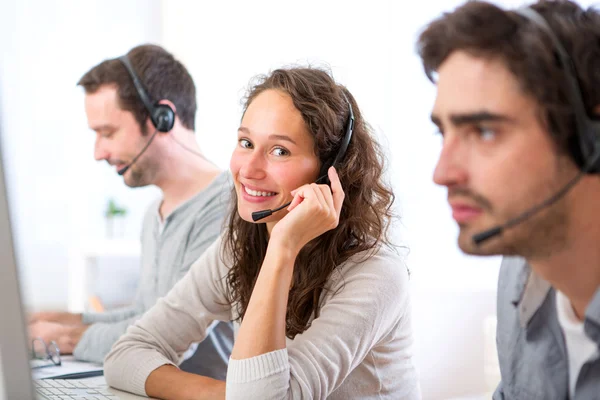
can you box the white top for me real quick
[104,236,421,399]
[555,290,598,398]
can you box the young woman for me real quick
[104,67,420,399]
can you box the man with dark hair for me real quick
[418,0,600,398]
[28,44,234,380]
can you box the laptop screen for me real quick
[0,131,36,399]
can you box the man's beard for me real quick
[457,200,569,259]
[455,170,571,259]
[123,159,156,188]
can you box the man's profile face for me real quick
[430,51,576,257]
[85,85,158,187]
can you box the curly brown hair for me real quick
[224,67,396,338]
[417,0,600,168]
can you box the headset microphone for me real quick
[472,157,593,246]
[117,129,160,176]
[251,94,355,222]
[472,6,600,246]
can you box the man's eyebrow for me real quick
[430,114,441,127]
[448,111,514,126]
[90,124,116,132]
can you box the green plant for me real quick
[105,198,127,218]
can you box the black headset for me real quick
[118,55,175,133]
[515,7,600,173]
[317,93,355,185]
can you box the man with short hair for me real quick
[29,44,233,380]
[418,1,600,398]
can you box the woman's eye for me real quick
[239,139,252,149]
[272,147,289,157]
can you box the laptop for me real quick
[0,128,149,399]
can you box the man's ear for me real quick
[157,99,177,115]
[144,117,156,134]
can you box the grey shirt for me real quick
[74,171,234,380]
[494,256,600,399]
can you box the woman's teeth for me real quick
[244,186,276,197]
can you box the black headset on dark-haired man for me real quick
[116,54,175,176]
[472,7,600,245]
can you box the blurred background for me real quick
[1,0,593,398]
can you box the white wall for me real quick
[0,0,162,310]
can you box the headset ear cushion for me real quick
[153,104,175,132]
[568,132,587,170]
[568,120,600,173]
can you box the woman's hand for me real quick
[270,167,345,255]
[233,167,343,360]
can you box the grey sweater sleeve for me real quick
[225,250,417,400]
[81,304,141,325]
[75,177,231,364]
[73,316,144,363]
[104,237,232,395]
[73,213,223,363]
[74,222,225,363]
[104,244,419,399]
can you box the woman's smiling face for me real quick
[230,89,320,228]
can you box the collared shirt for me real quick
[494,256,600,399]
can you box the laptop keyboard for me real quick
[34,379,119,399]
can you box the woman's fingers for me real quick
[317,184,336,218]
[287,189,304,212]
[287,168,344,227]
[288,184,318,210]
[310,183,328,211]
